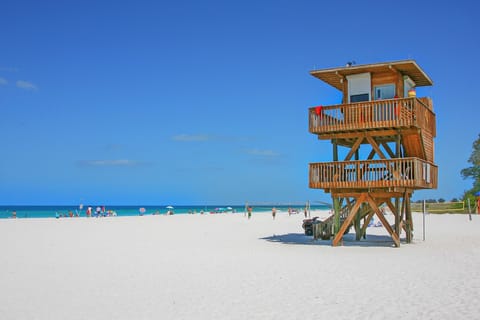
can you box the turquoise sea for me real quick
[0,204,330,219]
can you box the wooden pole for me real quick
[400,196,406,233]
[405,193,413,243]
[394,135,401,236]
[354,207,362,241]
[332,139,340,236]
[360,209,375,240]
[333,197,341,236]
[395,196,401,236]
[422,199,426,241]
[352,150,361,241]
[333,139,338,162]
[468,198,472,221]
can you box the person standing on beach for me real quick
[247,206,252,219]
[272,207,276,220]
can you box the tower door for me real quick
[347,73,371,103]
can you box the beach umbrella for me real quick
[139,207,146,214]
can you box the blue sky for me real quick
[1,0,479,205]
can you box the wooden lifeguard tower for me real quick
[308,60,438,247]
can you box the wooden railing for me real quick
[309,157,438,190]
[309,97,436,135]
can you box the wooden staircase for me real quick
[401,126,434,163]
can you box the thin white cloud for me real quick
[78,159,148,167]
[16,80,38,91]
[0,77,7,85]
[246,149,280,157]
[0,67,18,72]
[172,134,211,142]
[104,144,124,152]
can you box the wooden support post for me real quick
[333,140,338,162]
[332,139,340,236]
[333,197,341,236]
[407,195,413,232]
[397,198,402,236]
[360,209,375,240]
[351,199,362,241]
[386,199,400,236]
[332,194,365,246]
[405,193,413,243]
[394,197,400,236]
[396,134,401,158]
[354,208,362,240]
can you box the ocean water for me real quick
[0,204,330,219]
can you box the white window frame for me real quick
[374,83,396,100]
[347,73,371,103]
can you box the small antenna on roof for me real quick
[346,60,356,67]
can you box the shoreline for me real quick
[0,205,329,219]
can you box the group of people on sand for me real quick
[270,206,310,220]
[55,211,80,218]
[84,206,117,218]
[150,210,174,215]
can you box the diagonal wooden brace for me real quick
[365,194,400,247]
[332,194,366,246]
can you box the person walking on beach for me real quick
[272,207,276,220]
[247,206,252,219]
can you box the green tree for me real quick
[461,134,480,200]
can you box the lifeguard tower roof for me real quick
[310,59,433,91]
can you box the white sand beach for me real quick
[1,211,480,319]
